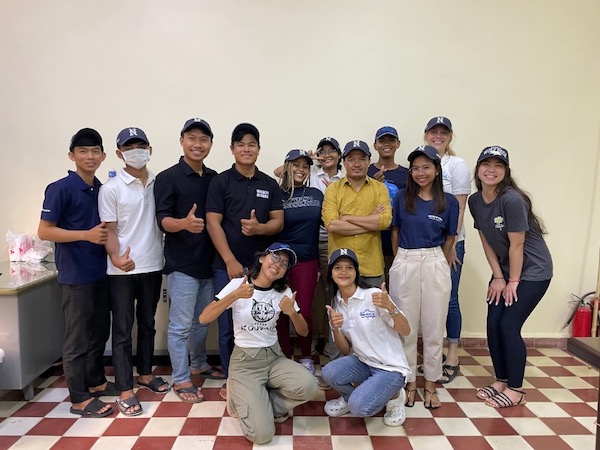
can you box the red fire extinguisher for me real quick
[572,302,592,337]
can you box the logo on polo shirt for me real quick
[359,308,376,319]
[494,216,505,230]
[428,214,443,223]
[256,189,270,199]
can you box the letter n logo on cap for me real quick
[340,248,348,256]
[353,140,360,148]
[437,117,444,124]
[128,128,138,136]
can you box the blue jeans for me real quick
[321,354,405,417]
[167,272,214,385]
[446,240,465,342]
[214,269,234,377]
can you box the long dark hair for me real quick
[404,157,446,214]
[474,160,546,234]
[326,257,371,305]
[247,250,289,293]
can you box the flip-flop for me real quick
[174,385,205,404]
[70,398,113,418]
[191,366,225,380]
[218,382,227,401]
[90,381,120,398]
[423,389,441,410]
[437,364,460,384]
[115,396,143,416]
[137,377,171,394]
[405,387,417,407]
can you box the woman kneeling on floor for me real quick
[199,243,318,444]
[321,248,411,427]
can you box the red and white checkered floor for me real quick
[0,347,597,449]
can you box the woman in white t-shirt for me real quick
[424,116,471,383]
[321,248,411,427]
[199,243,318,445]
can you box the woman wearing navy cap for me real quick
[321,248,411,427]
[200,243,318,444]
[389,145,459,409]
[424,116,471,383]
[469,146,552,408]
[276,149,323,373]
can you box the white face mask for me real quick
[120,148,150,169]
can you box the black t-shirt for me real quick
[154,156,217,279]
[205,165,283,269]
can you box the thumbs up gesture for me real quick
[372,282,395,314]
[88,221,109,244]
[326,304,344,330]
[279,291,297,316]
[373,165,386,182]
[112,245,136,272]
[241,209,261,236]
[233,275,254,300]
[184,203,205,234]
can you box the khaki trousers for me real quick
[389,247,451,383]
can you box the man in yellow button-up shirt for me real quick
[322,140,392,286]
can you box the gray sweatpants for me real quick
[227,343,319,444]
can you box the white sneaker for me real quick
[324,396,351,417]
[299,358,315,375]
[383,390,406,427]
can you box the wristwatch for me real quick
[389,305,401,317]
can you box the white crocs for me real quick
[324,396,351,417]
[383,389,406,427]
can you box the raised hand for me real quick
[241,209,261,236]
[325,304,344,329]
[112,245,135,272]
[184,203,205,234]
[234,275,254,300]
[279,291,297,315]
[372,282,395,313]
[373,165,386,182]
[88,222,108,244]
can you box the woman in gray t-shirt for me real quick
[468,146,552,409]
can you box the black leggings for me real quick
[486,279,551,389]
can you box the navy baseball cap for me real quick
[424,116,453,132]
[342,140,371,159]
[375,126,399,141]
[407,145,441,163]
[328,248,359,268]
[266,242,297,268]
[477,146,509,165]
[284,149,313,165]
[231,123,260,146]
[180,118,213,138]
[69,128,103,152]
[317,136,341,152]
[116,127,149,147]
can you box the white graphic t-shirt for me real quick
[216,277,299,348]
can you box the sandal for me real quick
[485,389,526,408]
[218,382,227,401]
[90,381,120,398]
[137,377,171,394]
[404,387,417,408]
[174,385,204,403]
[191,366,225,380]
[115,396,143,416]
[476,385,501,400]
[424,389,441,410]
[437,364,460,384]
[70,398,114,418]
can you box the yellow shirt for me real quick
[322,176,392,277]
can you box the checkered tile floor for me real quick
[0,347,597,449]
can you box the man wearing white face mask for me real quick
[98,127,168,416]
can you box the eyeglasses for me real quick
[268,251,290,269]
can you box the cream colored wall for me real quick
[1,1,599,338]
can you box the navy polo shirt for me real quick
[367,164,409,256]
[392,189,459,249]
[154,156,217,279]
[277,186,323,261]
[205,165,283,269]
[40,170,107,284]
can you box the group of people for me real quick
[38,115,553,444]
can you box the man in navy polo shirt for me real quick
[154,118,220,403]
[38,128,115,417]
[206,123,284,399]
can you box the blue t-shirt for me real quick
[367,164,409,256]
[392,189,459,249]
[40,171,107,284]
[277,186,323,261]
